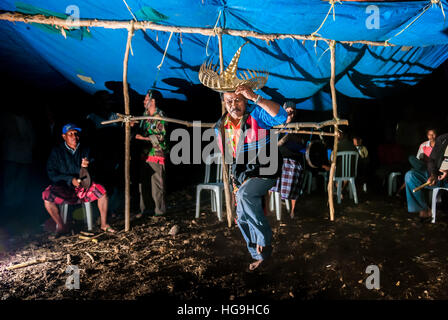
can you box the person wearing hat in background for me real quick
[42,123,115,234]
[269,101,305,218]
[199,42,287,270]
[134,89,168,216]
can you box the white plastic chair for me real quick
[195,153,224,221]
[61,202,94,231]
[431,187,448,223]
[268,191,291,221]
[334,151,359,204]
[388,172,402,196]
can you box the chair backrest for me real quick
[204,153,223,183]
[335,151,359,178]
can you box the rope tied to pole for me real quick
[122,0,138,21]
[122,0,137,56]
[317,46,331,63]
[385,0,442,45]
[431,0,446,20]
[118,113,133,123]
[157,31,174,70]
[205,9,222,57]
[150,30,174,89]
[311,0,341,38]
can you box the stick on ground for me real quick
[6,257,62,271]
[85,252,95,263]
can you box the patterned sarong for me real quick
[42,182,106,205]
[270,158,303,200]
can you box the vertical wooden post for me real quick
[327,40,339,222]
[123,21,134,232]
[218,30,235,227]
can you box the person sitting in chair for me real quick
[42,124,115,234]
[396,128,437,197]
[405,132,448,221]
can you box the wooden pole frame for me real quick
[123,21,134,232]
[327,40,339,222]
[1,10,353,224]
[0,12,395,47]
[102,116,342,137]
[102,114,347,129]
[217,30,236,228]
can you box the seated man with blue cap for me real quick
[42,123,115,234]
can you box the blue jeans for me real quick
[405,169,448,212]
[235,177,276,260]
[408,156,426,172]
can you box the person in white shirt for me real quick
[415,128,437,167]
[396,128,437,197]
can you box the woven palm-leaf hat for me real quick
[198,42,268,92]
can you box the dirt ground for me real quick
[1,186,448,301]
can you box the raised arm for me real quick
[235,85,281,118]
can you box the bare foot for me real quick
[249,259,264,271]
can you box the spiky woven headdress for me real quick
[198,42,268,92]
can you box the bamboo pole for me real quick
[273,119,348,129]
[102,116,344,136]
[276,130,336,136]
[103,116,340,135]
[101,114,347,129]
[217,30,235,228]
[123,22,134,232]
[327,40,339,222]
[103,114,216,127]
[0,12,395,47]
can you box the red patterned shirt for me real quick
[223,115,242,158]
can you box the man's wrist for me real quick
[253,94,262,104]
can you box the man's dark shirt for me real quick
[47,143,90,187]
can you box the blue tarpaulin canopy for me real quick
[1,0,448,111]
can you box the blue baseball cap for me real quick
[62,123,82,134]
